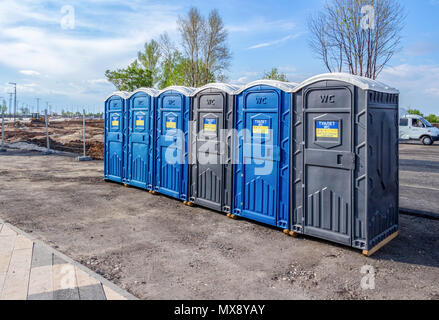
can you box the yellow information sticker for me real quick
[316,121,339,138]
[166,116,177,129]
[204,118,217,132]
[252,119,270,135]
[135,115,145,127]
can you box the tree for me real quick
[105,7,231,90]
[263,68,288,82]
[407,109,423,116]
[105,60,153,91]
[158,33,189,89]
[425,114,438,124]
[178,7,231,87]
[308,0,405,79]
[137,39,161,85]
[202,9,231,84]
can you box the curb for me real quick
[399,208,439,221]
[0,218,138,300]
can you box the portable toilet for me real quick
[290,73,399,256]
[104,91,129,183]
[125,88,158,189]
[188,83,241,213]
[154,86,194,201]
[233,80,297,230]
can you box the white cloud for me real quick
[0,0,182,108]
[20,70,40,76]
[425,88,439,96]
[227,19,296,33]
[248,33,304,50]
[380,63,439,113]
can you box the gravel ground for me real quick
[0,146,438,300]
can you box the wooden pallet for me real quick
[362,231,399,257]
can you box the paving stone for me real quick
[0,248,33,300]
[75,266,105,300]
[28,265,54,300]
[53,254,68,266]
[103,285,127,300]
[78,284,106,300]
[31,243,53,269]
[52,263,79,300]
[0,235,15,254]
[0,223,134,300]
[14,235,34,250]
[0,251,13,274]
[0,225,17,236]
[0,273,5,298]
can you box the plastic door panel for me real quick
[156,94,184,199]
[105,97,124,182]
[240,91,280,226]
[127,94,152,189]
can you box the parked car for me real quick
[399,114,439,145]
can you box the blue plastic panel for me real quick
[125,92,155,189]
[233,85,291,229]
[154,91,190,200]
[105,96,126,183]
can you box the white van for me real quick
[399,114,439,145]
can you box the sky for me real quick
[0,0,438,115]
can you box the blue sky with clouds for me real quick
[0,0,438,114]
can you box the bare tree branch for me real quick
[308,0,405,79]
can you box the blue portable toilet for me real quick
[154,86,194,201]
[104,91,129,183]
[125,88,158,190]
[233,80,297,230]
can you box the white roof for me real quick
[127,87,159,98]
[293,73,399,94]
[402,114,423,119]
[158,86,195,96]
[191,83,242,96]
[235,79,299,94]
[104,91,129,101]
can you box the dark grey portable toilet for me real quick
[188,83,240,213]
[291,73,399,256]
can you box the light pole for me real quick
[0,97,6,152]
[36,98,40,114]
[8,93,13,116]
[8,82,16,121]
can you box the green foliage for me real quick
[263,68,288,82]
[137,40,161,85]
[407,109,423,116]
[105,7,230,91]
[105,60,153,92]
[425,114,438,124]
[158,51,187,89]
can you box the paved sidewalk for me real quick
[0,221,137,300]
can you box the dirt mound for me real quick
[2,118,105,159]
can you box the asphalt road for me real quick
[399,143,439,217]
